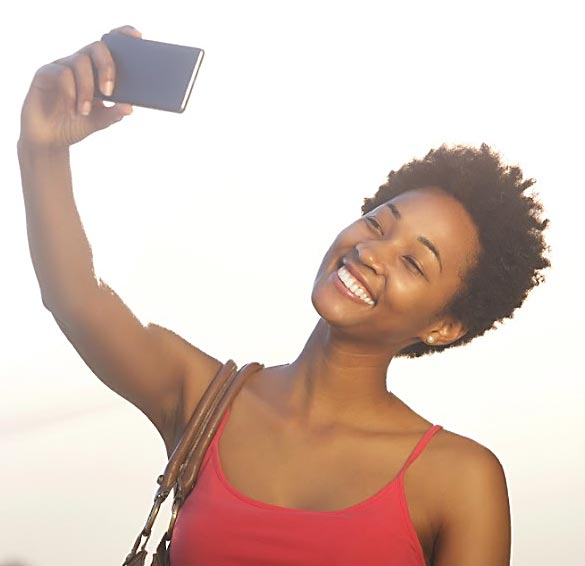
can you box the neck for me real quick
[280,318,398,429]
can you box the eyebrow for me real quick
[385,202,443,272]
[418,236,443,272]
[386,202,401,220]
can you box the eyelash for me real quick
[365,216,383,233]
[364,216,424,277]
[404,256,424,277]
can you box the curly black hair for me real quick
[362,143,551,358]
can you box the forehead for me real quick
[380,186,480,269]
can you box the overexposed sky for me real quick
[1,1,584,565]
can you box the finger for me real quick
[71,52,96,116]
[92,100,133,115]
[78,39,116,98]
[109,24,142,38]
[87,101,133,132]
[52,53,95,116]
[91,99,133,115]
[114,102,134,115]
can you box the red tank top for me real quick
[170,405,442,566]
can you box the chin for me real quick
[310,278,368,328]
[311,279,341,322]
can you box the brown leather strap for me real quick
[155,360,238,497]
[176,362,264,498]
[124,360,263,565]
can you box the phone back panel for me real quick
[96,33,204,113]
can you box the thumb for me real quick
[88,101,133,131]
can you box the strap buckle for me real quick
[143,492,167,537]
[166,496,183,540]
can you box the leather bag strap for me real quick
[176,362,264,499]
[123,359,263,566]
[156,360,238,497]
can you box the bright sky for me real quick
[1,1,584,565]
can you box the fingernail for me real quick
[103,81,113,96]
[81,101,92,116]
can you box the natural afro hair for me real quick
[362,143,550,358]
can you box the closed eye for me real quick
[404,256,424,277]
[364,216,383,233]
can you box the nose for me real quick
[355,238,395,276]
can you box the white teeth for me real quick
[337,266,375,306]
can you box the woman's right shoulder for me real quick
[171,333,224,418]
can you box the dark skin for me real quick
[216,189,510,566]
[274,185,480,431]
[216,189,511,565]
[20,25,511,566]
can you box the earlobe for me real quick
[424,319,467,347]
[438,319,468,345]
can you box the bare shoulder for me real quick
[150,324,223,449]
[428,426,507,489]
[175,335,224,417]
[427,428,511,566]
[433,427,505,464]
[149,323,223,389]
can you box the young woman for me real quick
[18,26,549,566]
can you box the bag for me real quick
[122,360,263,566]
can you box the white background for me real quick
[1,1,583,565]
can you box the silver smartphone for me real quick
[94,33,205,113]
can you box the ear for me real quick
[422,318,468,347]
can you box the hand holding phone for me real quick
[94,33,205,113]
[19,26,138,150]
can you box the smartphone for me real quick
[94,33,205,113]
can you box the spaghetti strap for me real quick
[212,404,232,446]
[397,424,443,478]
[202,404,232,470]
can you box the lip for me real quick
[333,273,374,306]
[340,259,376,301]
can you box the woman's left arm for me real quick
[433,444,511,566]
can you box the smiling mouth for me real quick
[336,265,375,306]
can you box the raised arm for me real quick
[18,26,220,452]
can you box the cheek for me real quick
[380,276,445,333]
[385,271,428,311]
[392,277,459,330]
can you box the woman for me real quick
[18,26,549,566]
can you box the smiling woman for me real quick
[18,25,549,566]
[312,185,484,354]
[360,144,550,359]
